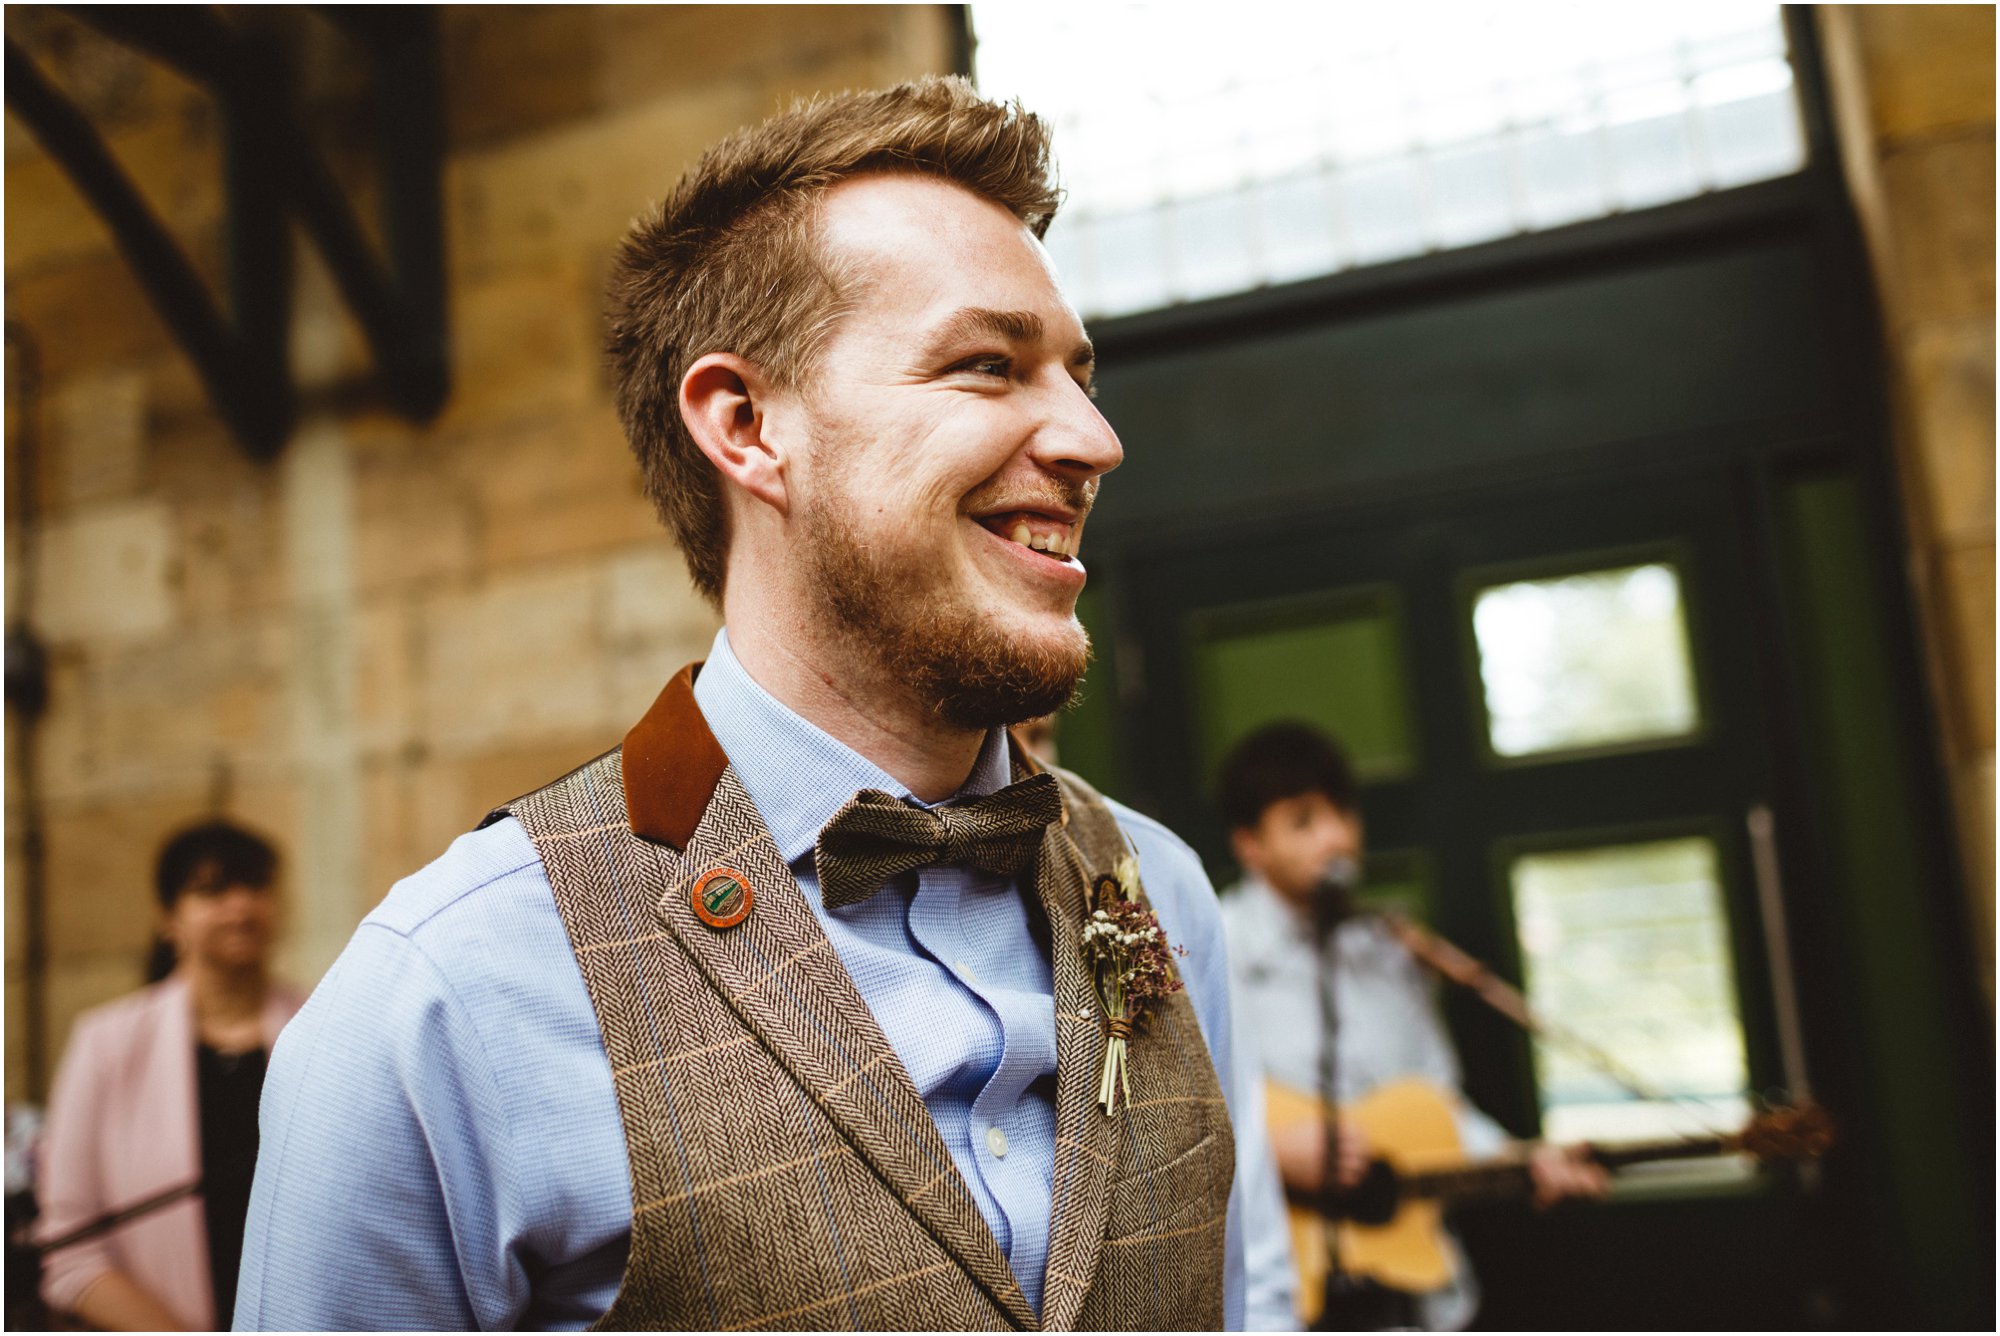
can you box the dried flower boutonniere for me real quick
[1080,853,1186,1115]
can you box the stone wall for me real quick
[1818,6,1996,1002]
[4,6,958,1102]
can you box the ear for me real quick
[680,352,790,514]
[1229,826,1263,876]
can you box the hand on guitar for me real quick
[1269,1109,1374,1195]
[1526,1141,1610,1208]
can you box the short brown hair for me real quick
[606,76,1064,605]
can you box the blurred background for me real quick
[3,4,1990,1327]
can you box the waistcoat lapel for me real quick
[621,671,1036,1329]
[1029,765,1119,1330]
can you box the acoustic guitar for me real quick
[1268,1078,1835,1324]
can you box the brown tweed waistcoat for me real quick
[501,665,1233,1331]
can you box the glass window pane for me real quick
[1511,836,1751,1146]
[1190,592,1418,786]
[1472,561,1700,758]
[972,3,1806,319]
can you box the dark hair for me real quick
[154,820,278,911]
[606,75,1063,606]
[1217,723,1359,831]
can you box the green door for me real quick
[1120,453,1834,1325]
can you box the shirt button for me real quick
[956,960,978,983]
[986,1126,1009,1159]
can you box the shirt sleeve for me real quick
[1231,994,1304,1331]
[1116,808,1299,1333]
[35,1012,118,1316]
[235,923,530,1331]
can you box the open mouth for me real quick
[975,510,1080,562]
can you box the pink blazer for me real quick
[37,974,304,1331]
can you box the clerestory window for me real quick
[971,2,1806,319]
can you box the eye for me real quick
[950,353,1014,378]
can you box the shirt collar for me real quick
[690,627,1016,866]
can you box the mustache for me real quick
[965,474,1099,518]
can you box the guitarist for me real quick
[1215,725,1606,1330]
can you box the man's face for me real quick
[776,173,1123,730]
[1233,792,1363,904]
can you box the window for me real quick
[1471,561,1701,759]
[1510,835,1753,1148]
[1187,588,1419,785]
[971,3,1805,318]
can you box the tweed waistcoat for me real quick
[501,665,1232,1331]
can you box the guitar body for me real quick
[1269,1078,1466,1322]
[1269,1077,1835,1325]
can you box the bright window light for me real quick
[971,2,1806,318]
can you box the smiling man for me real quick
[235,78,1292,1331]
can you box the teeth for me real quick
[994,515,1078,560]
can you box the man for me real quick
[1216,723,1605,1330]
[236,78,1291,1330]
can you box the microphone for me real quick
[1311,854,1362,939]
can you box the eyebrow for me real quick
[926,306,1096,374]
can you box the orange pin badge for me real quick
[692,866,753,929]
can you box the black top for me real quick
[195,1043,267,1328]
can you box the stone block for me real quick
[6,977,30,1106]
[1903,320,1996,544]
[444,5,607,151]
[82,616,295,802]
[435,262,601,432]
[1879,133,1996,329]
[394,735,607,880]
[1937,538,1995,753]
[602,543,714,647]
[4,250,179,384]
[447,80,767,281]
[169,474,290,621]
[351,436,478,597]
[354,596,421,760]
[4,822,28,971]
[42,791,206,959]
[418,564,612,752]
[1851,5,1996,144]
[50,366,150,508]
[31,498,176,645]
[32,651,99,805]
[360,753,424,914]
[462,406,661,570]
[597,6,926,111]
[461,736,611,828]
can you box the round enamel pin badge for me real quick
[692,867,753,929]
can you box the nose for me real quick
[1030,377,1124,484]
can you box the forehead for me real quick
[814,173,1082,336]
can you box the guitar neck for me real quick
[1404,1135,1734,1204]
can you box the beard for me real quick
[798,492,1090,732]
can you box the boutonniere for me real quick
[1080,852,1186,1116]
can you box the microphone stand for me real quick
[1310,865,1412,1332]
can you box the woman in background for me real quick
[37,821,304,1331]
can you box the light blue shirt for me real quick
[237,629,1294,1330]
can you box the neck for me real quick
[722,608,987,804]
[185,958,266,1022]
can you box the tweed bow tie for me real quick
[814,772,1063,908]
